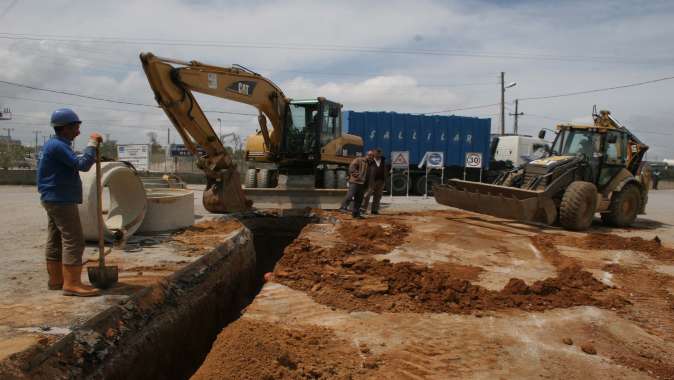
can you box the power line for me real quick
[423,103,500,115]
[0,80,258,116]
[0,32,667,64]
[519,75,674,101]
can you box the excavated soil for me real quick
[273,220,627,314]
[191,319,377,380]
[171,218,243,255]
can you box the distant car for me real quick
[15,160,33,169]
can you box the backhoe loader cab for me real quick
[433,110,650,231]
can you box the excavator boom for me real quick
[140,52,265,212]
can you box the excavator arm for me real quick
[140,52,288,212]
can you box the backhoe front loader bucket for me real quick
[202,169,252,213]
[433,180,558,225]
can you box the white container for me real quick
[79,162,147,242]
[138,188,195,233]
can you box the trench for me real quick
[2,215,312,380]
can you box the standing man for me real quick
[363,148,387,215]
[38,108,102,297]
[339,151,371,218]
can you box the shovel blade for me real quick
[88,266,119,289]
[433,180,557,225]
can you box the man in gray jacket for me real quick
[339,151,371,218]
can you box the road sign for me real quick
[419,151,444,169]
[391,151,410,169]
[465,152,483,168]
[117,144,150,171]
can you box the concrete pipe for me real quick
[79,162,147,242]
[138,189,195,233]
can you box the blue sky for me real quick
[0,0,673,159]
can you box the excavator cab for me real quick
[283,99,342,162]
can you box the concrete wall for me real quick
[0,169,36,185]
[0,169,209,186]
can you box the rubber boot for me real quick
[46,261,63,290]
[62,265,100,297]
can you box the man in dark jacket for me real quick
[363,148,387,214]
[339,151,371,218]
[37,108,102,297]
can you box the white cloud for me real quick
[0,0,672,159]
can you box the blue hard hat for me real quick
[50,108,81,127]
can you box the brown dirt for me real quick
[171,219,243,255]
[579,233,674,260]
[273,220,626,314]
[191,319,377,380]
[533,232,674,261]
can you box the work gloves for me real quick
[87,133,103,148]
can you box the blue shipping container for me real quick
[343,111,491,168]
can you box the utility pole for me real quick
[2,128,15,162]
[509,99,524,135]
[33,130,40,158]
[500,72,505,135]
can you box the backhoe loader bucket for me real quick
[202,169,252,213]
[433,180,558,225]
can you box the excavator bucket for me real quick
[202,169,252,213]
[433,179,558,225]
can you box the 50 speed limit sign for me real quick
[465,152,483,168]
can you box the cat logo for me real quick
[226,81,256,96]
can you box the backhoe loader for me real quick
[433,109,651,230]
[140,53,363,212]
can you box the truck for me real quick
[343,111,492,195]
[491,134,550,167]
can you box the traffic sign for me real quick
[419,151,444,169]
[465,152,483,168]
[391,151,410,169]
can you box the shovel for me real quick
[88,143,119,289]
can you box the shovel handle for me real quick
[95,144,105,269]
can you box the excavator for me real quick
[140,53,363,213]
[434,109,651,230]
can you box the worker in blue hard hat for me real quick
[37,108,103,297]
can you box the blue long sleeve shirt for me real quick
[37,136,96,204]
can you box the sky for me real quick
[0,0,673,160]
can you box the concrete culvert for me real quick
[138,189,195,233]
[79,162,147,241]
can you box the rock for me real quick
[562,338,573,345]
[503,278,529,295]
[363,357,379,369]
[581,343,597,355]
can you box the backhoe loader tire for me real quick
[245,169,257,188]
[601,184,641,227]
[257,169,271,188]
[559,181,597,231]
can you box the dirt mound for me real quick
[191,319,376,380]
[532,232,674,261]
[171,219,242,254]
[579,233,673,259]
[274,220,625,314]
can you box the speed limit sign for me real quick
[465,152,483,168]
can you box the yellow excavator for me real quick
[140,53,363,213]
[434,109,651,230]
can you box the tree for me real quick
[100,139,118,160]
